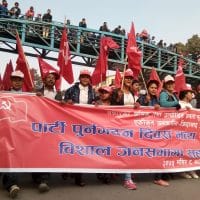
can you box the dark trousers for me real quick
[32,173,50,184]
[154,173,173,181]
[2,173,18,191]
[154,173,162,181]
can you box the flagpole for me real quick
[140,69,148,94]
[121,55,128,90]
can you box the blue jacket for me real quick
[159,90,179,107]
[64,82,96,104]
[137,94,159,106]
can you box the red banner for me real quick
[1,92,200,173]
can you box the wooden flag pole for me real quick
[140,69,148,94]
[121,55,128,90]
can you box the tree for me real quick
[186,34,200,55]
[174,42,187,54]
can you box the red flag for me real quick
[114,68,121,88]
[149,67,162,96]
[0,74,3,90]
[38,56,61,91]
[2,60,14,91]
[126,22,142,78]
[174,61,186,95]
[15,31,34,92]
[178,55,184,67]
[57,27,74,84]
[91,37,119,85]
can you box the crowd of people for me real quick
[0,0,178,51]
[1,0,200,198]
[1,0,200,63]
[1,66,200,198]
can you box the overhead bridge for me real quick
[0,18,199,84]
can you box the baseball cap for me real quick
[45,70,60,80]
[98,86,112,93]
[124,69,134,78]
[79,69,91,77]
[11,70,24,78]
[163,75,174,83]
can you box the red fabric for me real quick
[178,55,184,67]
[114,68,121,88]
[15,32,34,92]
[1,92,200,172]
[0,74,3,90]
[91,37,119,85]
[149,68,162,96]
[38,57,61,91]
[2,60,14,91]
[175,63,186,94]
[57,27,74,84]
[126,22,142,79]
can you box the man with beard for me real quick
[34,70,62,193]
[36,70,62,100]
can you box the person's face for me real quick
[186,91,193,102]
[79,75,90,86]
[148,83,158,96]
[165,81,175,92]
[124,76,133,87]
[44,73,56,87]
[99,90,111,101]
[11,77,23,90]
[132,82,140,92]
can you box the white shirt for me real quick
[179,100,193,109]
[44,89,57,100]
[79,84,89,104]
[124,92,135,105]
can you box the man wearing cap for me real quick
[10,70,24,91]
[2,70,24,198]
[64,69,96,186]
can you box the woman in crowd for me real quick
[111,69,138,190]
[159,75,179,181]
[159,75,179,108]
[137,80,169,186]
[96,86,113,184]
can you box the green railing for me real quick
[0,17,200,80]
